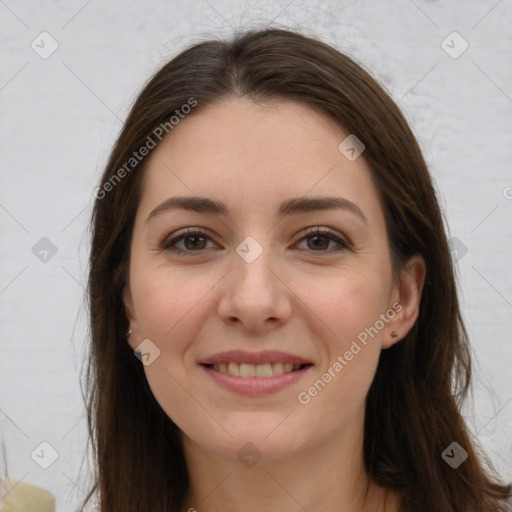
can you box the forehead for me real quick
[138,97,384,223]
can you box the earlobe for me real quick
[383,254,426,349]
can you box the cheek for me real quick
[132,265,200,336]
[296,315,384,438]
[132,269,215,431]
[301,269,390,405]
[310,266,392,345]
[131,265,220,372]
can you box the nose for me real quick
[217,239,292,333]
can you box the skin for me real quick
[123,97,425,512]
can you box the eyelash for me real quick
[160,227,350,255]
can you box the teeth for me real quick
[272,362,284,376]
[228,362,240,376]
[240,363,256,378]
[256,363,272,377]
[211,362,305,377]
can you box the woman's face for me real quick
[124,97,421,465]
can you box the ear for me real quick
[382,254,426,349]
[123,284,139,350]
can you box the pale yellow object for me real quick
[0,480,55,512]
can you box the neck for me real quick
[179,408,398,512]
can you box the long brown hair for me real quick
[83,27,511,511]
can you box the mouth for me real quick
[198,350,313,395]
[202,362,311,378]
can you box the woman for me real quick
[82,28,511,511]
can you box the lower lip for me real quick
[200,365,312,395]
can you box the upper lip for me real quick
[199,350,313,366]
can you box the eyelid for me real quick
[160,227,217,251]
[160,226,351,254]
[295,226,350,251]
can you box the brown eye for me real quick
[162,229,217,254]
[296,227,349,252]
[161,227,349,255]
[307,235,329,250]
[182,234,207,250]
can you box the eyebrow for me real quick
[146,195,367,224]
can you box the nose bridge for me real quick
[232,234,276,298]
[217,232,291,329]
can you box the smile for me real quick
[198,350,313,395]
[206,362,308,378]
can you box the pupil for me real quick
[187,236,204,249]
[310,235,327,250]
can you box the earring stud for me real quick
[391,331,398,338]
[126,329,132,337]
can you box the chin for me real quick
[187,417,314,467]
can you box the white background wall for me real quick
[0,1,511,510]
